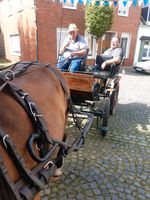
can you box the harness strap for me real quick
[0,132,46,189]
[6,83,49,135]
[0,79,10,91]
[10,61,33,73]
[0,156,22,200]
[0,61,33,91]
[19,186,34,200]
[0,151,58,200]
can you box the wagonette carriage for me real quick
[62,53,125,136]
[0,55,123,200]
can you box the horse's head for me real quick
[0,62,69,200]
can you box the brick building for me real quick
[104,4,141,66]
[0,0,142,66]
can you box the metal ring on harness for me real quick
[5,70,15,81]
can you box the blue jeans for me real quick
[57,55,83,72]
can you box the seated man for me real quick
[57,23,88,73]
[95,36,123,72]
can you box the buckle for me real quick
[3,134,9,149]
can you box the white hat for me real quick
[68,23,79,32]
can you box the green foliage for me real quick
[85,5,114,39]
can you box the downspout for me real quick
[34,0,38,62]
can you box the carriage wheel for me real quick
[109,84,119,115]
[101,97,110,137]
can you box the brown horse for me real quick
[0,62,70,200]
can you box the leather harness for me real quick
[0,62,93,200]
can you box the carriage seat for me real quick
[93,56,125,79]
[93,70,111,79]
[93,63,119,79]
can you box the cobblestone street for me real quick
[41,68,150,200]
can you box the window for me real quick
[121,38,127,56]
[10,34,21,56]
[56,28,96,59]
[121,33,131,58]
[16,0,23,12]
[118,1,129,17]
[57,28,68,57]
[142,6,150,25]
[142,40,150,60]
[62,0,77,10]
[84,32,96,58]
[102,32,116,53]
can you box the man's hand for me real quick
[64,39,71,48]
[71,49,87,58]
[71,51,78,57]
[59,39,71,55]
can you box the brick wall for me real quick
[110,5,141,66]
[36,0,85,64]
[96,5,141,66]
[36,1,141,66]
[0,0,36,63]
[0,0,142,66]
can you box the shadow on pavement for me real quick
[41,101,150,200]
[121,67,150,76]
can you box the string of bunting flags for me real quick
[61,0,149,7]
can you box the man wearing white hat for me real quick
[57,23,88,72]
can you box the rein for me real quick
[0,62,93,200]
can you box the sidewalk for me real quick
[0,58,12,70]
[41,67,150,200]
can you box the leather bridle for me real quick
[0,62,93,200]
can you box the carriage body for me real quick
[62,62,122,136]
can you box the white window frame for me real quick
[7,0,12,16]
[57,28,68,57]
[84,31,96,59]
[118,1,129,17]
[121,32,131,58]
[9,34,21,56]
[62,0,77,10]
[57,28,96,59]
